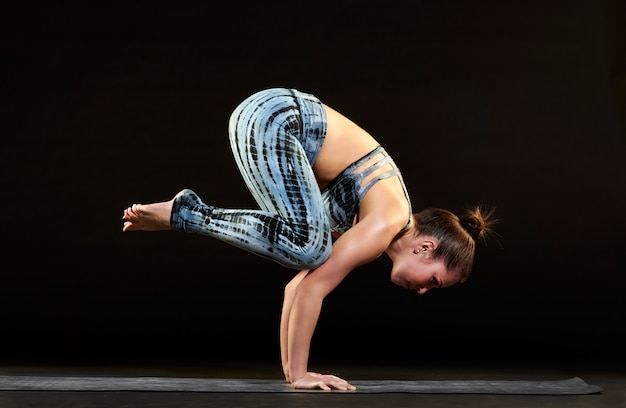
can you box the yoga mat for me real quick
[0,375,603,395]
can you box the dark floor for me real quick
[0,363,623,408]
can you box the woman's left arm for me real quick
[285,216,396,390]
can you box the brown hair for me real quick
[414,205,498,282]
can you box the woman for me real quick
[122,88,496,391]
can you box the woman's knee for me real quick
[297,238,331,270]
[228,88,294,142]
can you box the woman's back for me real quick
[315,103,412,234]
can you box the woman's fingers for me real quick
[291,372,356,391]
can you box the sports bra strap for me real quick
[356,147,401,199]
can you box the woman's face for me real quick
[390,253,461,295]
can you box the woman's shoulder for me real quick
[359,182,412,233]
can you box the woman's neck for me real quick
[385,218,417,260]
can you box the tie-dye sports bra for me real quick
[321,145,412,234]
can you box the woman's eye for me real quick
[430,277,438,285]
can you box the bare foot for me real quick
[122,199,174,232]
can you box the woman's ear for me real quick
[422,240,436,252]
[413,239,436,255]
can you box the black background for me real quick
[1,1,624,371]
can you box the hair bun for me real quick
[460,205,498,243]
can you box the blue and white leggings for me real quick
[170,88,332,269]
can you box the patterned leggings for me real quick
[170,88,332,269]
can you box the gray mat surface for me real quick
[0,375,603,394]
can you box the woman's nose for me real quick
[416,287,429,295]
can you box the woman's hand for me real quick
[290,372,356,391]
